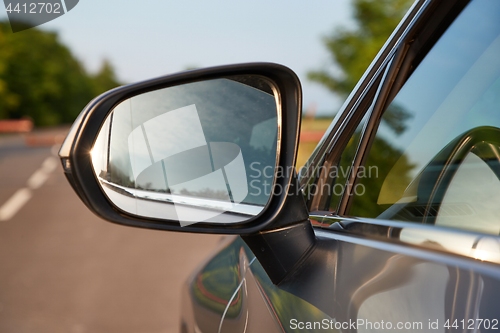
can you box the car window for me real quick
[347,0,500,235]
[435,146,500,234]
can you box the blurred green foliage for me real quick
[0,21,121,126]
[308,0,413,97]
[307,0,416,216]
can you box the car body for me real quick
[60,0,500,332]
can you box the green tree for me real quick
[309,0,417,217]
[0,21,94,125]
[308,0,413,97]
[0,21,122,126]
[90,59,121,96]
[0,26,20,118]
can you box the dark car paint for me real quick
[182,219,500,332]
[181,236,337,333]
[180,0,500,332]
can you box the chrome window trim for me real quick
[312,215,500,266]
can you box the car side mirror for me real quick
[58,63,307,234]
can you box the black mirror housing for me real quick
[59,63,308,235]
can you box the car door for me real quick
[298,0,500,331]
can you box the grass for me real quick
[300,118,333,132]
[296,117,333,168]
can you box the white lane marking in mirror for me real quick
[0,156,58,221]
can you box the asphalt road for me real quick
[0,130,222,333]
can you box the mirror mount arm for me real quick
[242,173,315,285]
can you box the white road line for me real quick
[27,157,58,190]
[0,156,59,221]
[41,156,58,173]
[0,188,32,221]
[27,169,50,190]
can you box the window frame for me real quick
[301,0,471,217]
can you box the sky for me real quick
[1,0,355,116]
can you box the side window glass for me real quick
[436,143,500,234]
[348,0,500,235]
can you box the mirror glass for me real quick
[91,76,278,226]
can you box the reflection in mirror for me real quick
[91,76,278,226]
